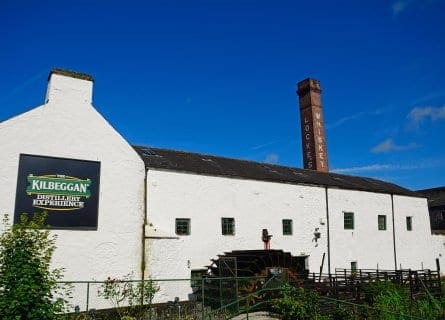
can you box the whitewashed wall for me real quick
[145,170,437,302]
[328,189,396,270]
[394,195,436,270]
[431,234,445,274]
[0,73,146,311]
[145,169,328,302]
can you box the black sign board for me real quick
[14,154,101,230]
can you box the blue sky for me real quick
[1,0,444,190]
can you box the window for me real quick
[344,212,354,230]
[351,261,357,273]
[378,215,387,230]
[175,218,190,235]
[282,219,293,235]
[221,217,235,235]
[406,216,413,231]
[191,269,205,289]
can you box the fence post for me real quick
[409,269,413,301]
[436,259,442,295]
[201,278,205,320]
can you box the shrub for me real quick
[362,280,445,319]
[0,212,70,320]
[98,273,159,320]
[272,284,325,320]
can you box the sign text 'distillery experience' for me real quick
[26,175,91,210]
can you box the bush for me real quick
[272,284,327,320]
[98,273,159,320]
[363,280,445,320]
[0,212,70,320]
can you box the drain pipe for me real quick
[391,193,398,270]
[325,187,331,274]
[141,168,148,282]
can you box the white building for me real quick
[0,69,441,308]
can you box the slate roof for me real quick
[417,187,445,208]
[133,146,422,197]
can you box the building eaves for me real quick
[133,145,421,198]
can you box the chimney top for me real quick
[297,78,322,96]
[45,68,94,104]
[49,68,94,82]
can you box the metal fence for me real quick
[61,278,200,312]
[60,276,270,319]
[59,268,442,319]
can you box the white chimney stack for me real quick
[45,68,94,105]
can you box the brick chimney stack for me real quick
[297,78,329,172]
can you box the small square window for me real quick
[175,218,190,235]
[351,261,357,272]
[344,212,354,230]
[282,219,293,235]
[406,216,413,231]
[191,269,205,288]
[378,215,387,230]
[221,218,235,235]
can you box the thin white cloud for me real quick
[264,153,279,164]
[333,164,394,174]
[326,108,388,130]
[249,140,281,151]
[0,70,46,104]
[407,105,445,126]
[392,0,410,15]
[332,159,445,174]
[326,112,365,130]
[371,138,419,153]
[411,90,445,105]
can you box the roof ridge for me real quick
[132,144,418,197]
[417,186,445,192]
[133,144,309,171]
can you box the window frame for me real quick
[343,212,354,230]
[378,215,387,231]
[351,261,357,273]
[282,219,293,235]
[406,216,413,231]
[175,218,191,235]
[221,217,235,235]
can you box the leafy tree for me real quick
[0,212,70,320]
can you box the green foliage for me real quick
[415,296,442,320]
[272,280,445,320]
[0,212,71,320]
[363,281,410,319]
[97,274,159,320]
[363,280,445,320]
[272,284,325,320]
[330,304,360,320]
